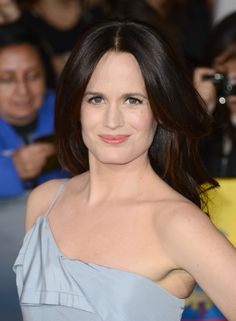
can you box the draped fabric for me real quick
[14,215,184,321]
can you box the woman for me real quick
[0,21,66,198]
[14,20,236,321]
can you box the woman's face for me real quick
[0,44,45,125]
[213,49,236,114]
[81,51,157,166]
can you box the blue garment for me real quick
[13,182,185,321]
[0,91,66,198]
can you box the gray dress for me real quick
[13,182,185,321]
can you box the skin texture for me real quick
[25,52,236,320]
[81,52,157,167]
[0,0,20,24]
[0,44,55,179]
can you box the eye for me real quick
[0,77,15,84]
[125,97,143,105]
[88,95,104,105]
[26,71,42,81]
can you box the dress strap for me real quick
[45,179,68,217]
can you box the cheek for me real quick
[30,80,46,108]
[128,109,156,133]
[32,79,45,95]
[0,89,13,110]
[80,108,101,136]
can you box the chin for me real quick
[9,114,36,125]
[97,156,134,165]
[91,149,147,166]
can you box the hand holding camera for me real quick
[194,67,236,113]
[203,72,236,102]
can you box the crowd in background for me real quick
[0,0,236,320]
[0,0,215,73]
[0,0,236,196]
[0,0,213,198]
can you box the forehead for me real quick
[86,51,147,94]
[0,44,41,71]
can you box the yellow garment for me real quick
[207,178,236,247]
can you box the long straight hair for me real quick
[55,20,217,209]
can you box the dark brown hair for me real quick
[55,19,217,209]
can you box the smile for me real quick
[99,135,130,144]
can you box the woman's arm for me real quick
[161,203,236,321]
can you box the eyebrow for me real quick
[83,91,148,99]
[0,67,42,75]
[0,63,42,71]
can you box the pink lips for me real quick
[99,134,130,144]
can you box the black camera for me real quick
[203,73,236,102]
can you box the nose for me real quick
[15,79,30,96]
[103,102,124,129]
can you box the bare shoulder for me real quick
[160,199,211,231]
[156,199,215,252]
[155,198,236,320]
[156,196,236,274]
[25,179,67,233]
[154,194,222,271]
[151,178,211,235]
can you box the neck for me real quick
[84,153,158,205]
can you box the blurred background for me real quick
[0,1,235,320]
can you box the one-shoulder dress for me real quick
[13,181,185,321]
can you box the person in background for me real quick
[0,21,67,198]
[194,12,236,177]
[0,0,102,78]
